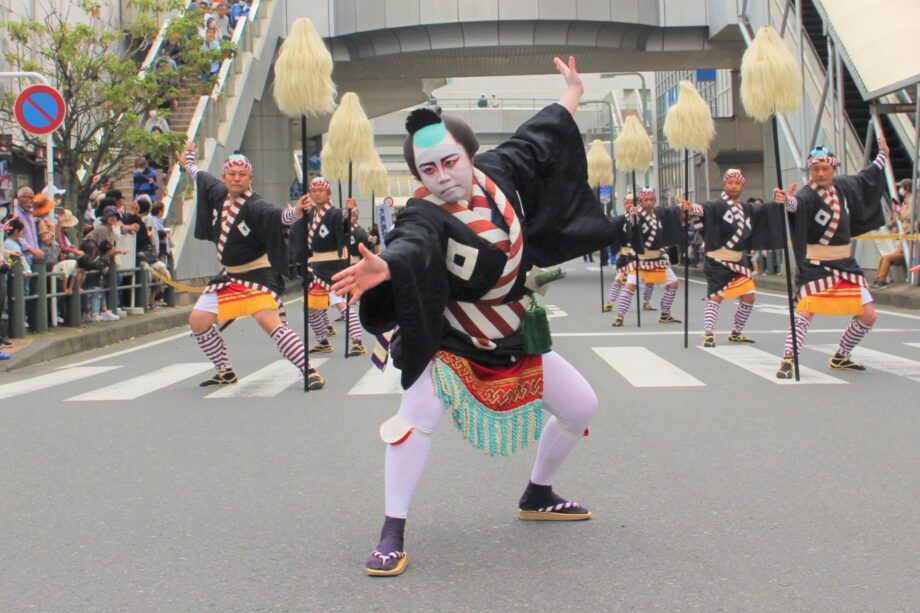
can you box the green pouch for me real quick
[523,293,552,355]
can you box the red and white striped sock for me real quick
[837,317,871,357]
[783,314,811,358]
[346,304,363,343]
[192,325,231,371]
[732,301,754,333]
[660,286,677,315]
[308,310,328,341]
[703,300,720,335]
[607,279,622,305]
[321,309,331,328]
[271,324,306,374]
[642,283,655,305]
[616,287,635,317]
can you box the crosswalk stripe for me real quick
[204,358,329,398]
[905,342,920,351]
[64,363,213,401]
[810,345,920,383]
[0,366,122,401]
[348,364,403,395]
[592,347,704,387]
[700,345,846,385]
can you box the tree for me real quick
[0,0,235,212]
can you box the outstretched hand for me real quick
[554,55,584,115]
[331,243,390,306]
[772,182,798,204]
[878,131,890,158]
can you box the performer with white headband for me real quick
[680,169,784,347]
[772,134,889,378]
[180,142,324,389]
[611,186,684,327]
[332,56,618,577]
[298,176,367,357]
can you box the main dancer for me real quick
[332,56,617,577]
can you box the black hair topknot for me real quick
[405,107,442,135]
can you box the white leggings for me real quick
[384,351,598,518]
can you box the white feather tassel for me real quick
[740,26,802,122]
[586,139,614,188]
[272,18,336,117]
[663,80,715,153]
[614,115,652,172]
[327,92,374,163]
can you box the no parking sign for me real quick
[14,84,65,135]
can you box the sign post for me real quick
[1,72,63,192]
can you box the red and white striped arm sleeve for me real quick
[872,150,887,170]
[184,151,200,180]
[784,196,799,213]
[281,206,298,226]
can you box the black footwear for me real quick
[829,352,866,371]
[518,482,591,521]
[602,303,613,312]
[727,331,755,344]
[307,368,325,390]
[612,315,624,327]
[199,369,238,387]
[775,358,796,379]
[870,280,890,290]
[0,337,12,348]
[308,340,333,354]
[366,516,408,577]
[642,303,657,311]
[326,326,337,337]
[701,334,716,348]
[347,342,368,357]
[658,313,681,324]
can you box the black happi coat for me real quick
[347,224,372,261]
[625,206,685,256]
[609,214,633,268]
[361,103,618,388]
[696,198,785,295]
[790,159,885,286]
[193,170,289,295]
[291,206,348,287]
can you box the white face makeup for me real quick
[414,125,473,203]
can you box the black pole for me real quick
[344,162,353,358]
[632,170,640,328]
[301,115,310,392]
[772,116,800,381]
[683,149,690,349]
[597,185,605,311]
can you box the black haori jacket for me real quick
[623,206,685,254]
[696,199,786,253]
[789,160,885,283]
[193,170,290,293]
[360,103,618,389]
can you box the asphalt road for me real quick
[2,261,920,612]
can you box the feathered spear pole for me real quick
[614,115,653,327]
[326,92,374,358]
[587,139,614,311]
[741,26,803,380]
[359,150,389,232]
[663,80,715,348]
[272,17,336,392]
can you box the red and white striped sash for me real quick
[798,268,867,299]
[722,193,746,250]
[414,167,525,350]
[216,191,252,261]
[809,181,841,245]
[307,202,334,248]
[640,209,659,249]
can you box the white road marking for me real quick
[700,345,846,385]
[348,364,403,395]
[556,328,920,337]
[0,366,121,401]
[810,345,920,384]
[592,346,704,387]
[545,304,567,319]
[64,363,213,401]
[204,358,329,398]
[905,342,920,351]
